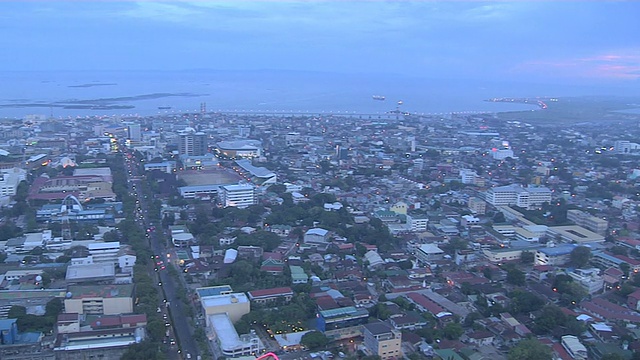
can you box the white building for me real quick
[567,209,608,235]
[568,268,603,295]
[144,161,176,174]
[0,167,26,197]
[88,242,121,264]
[561,335,587,360]
[208,313,262,357]
[485,184,551,210]
[407,215,428,232]
[220,184,256,208]
[491,140,515,160]
[304,228,329,244]
[459,169,478,184]
[614,140,640,155]
[415,244,445,264]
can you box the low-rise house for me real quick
[627,289,640,311]
[464,331,494,346]
[247,287,294,305]
[260,258,284,275]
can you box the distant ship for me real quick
[158,106,172,110]
[372,95,386,101]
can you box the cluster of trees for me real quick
[508,289,545,315]
[263,190,397,251]
[211,260,291,293]
[508,338,552,360]
[552,274,588,305]
[531,305,586,336]
[8,298,63,333]
[234,293,317,334]
[503,264,526,286]
[264,192,353,230]
[300,331,329,350]
[514,199,572,226]
[0,221,22,241]
[570,246,591,268]
[233,231,283,252]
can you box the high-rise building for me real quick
[127,124,142,142]
[179,128,207,156]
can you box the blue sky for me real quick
[2,1,639,86]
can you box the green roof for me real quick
[290,265,306,274]
[435,349,464,360]
[319,306,368,319]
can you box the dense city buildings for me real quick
[1,99,640,360]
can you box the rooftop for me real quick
[248,287,294,299]
[67,284,134,299]
[197,285,233,298]
[201,293,249,308]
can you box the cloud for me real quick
[122,2,203,22]
[514,49,640,80]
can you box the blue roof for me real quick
[0,318,16,331]
[538,244,577,256]
[197,285,233,298]
[17,332,42,343]
[593,251,624,264]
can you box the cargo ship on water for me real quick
[372,95,386,101]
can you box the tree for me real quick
[601,354,626,360]
[300,331,329,350]
[506,268,526,286]
[620,262,631,277]
[397,260,413,270]
[570,246,591,268]
[508,338,552,360]
[493,211,506,223]
[521,251,534,264]
[509,290,544,314]
[443,322,464,340]
[483,267,493,280]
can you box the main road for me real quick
[123,148,200,360]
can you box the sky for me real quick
[2,1,639,87]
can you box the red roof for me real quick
[337,243,355,250]
[533,265,554,272]
[248,287,293,299]
[614,254,640,266]
[57,313,79,322]
[581,298,640,323]
[263,252,283,261]
[91,314,147,328]
[628,289,640,300]
[406,292,445,315]
[552,343,574,360]
[260,265,284,273]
